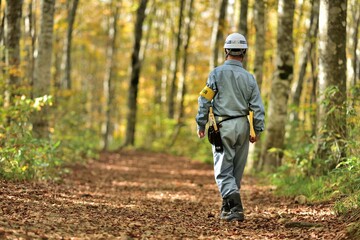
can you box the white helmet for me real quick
[224,33,248,49]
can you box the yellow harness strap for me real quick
[200,86,215,101]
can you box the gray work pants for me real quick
[212,117,250,198]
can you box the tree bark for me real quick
[238,0,248,69]
[102,1,119,151]
[61,0,79,90]
[261,0,295,171]
[210,0,227,69]
[168,0,185,119]
[123,0,148,146]
[316,0,347,170]
[32,0,55,138]
[5,0,23,102]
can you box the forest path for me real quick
[0,150,349,239]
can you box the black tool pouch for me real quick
[208,126,215,145]
[207,126,223,152]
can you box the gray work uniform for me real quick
[196,59,265,198]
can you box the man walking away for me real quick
[195,33,265,221]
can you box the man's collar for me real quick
[224,59,243,68]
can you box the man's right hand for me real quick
[249,135,258,143]
[197,130,205,138]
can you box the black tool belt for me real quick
[215,115,247,126]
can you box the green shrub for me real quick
[0,92,99,180]
[0,95,62,180]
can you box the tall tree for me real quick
[102,1,119,151]
[176,0,194,123]
[123,0,148,146]
[5,0,23,103]
[60,0,79,90]
[168,0,185,119]
[348,0,359,88]
[23,1,35,89]
[32,0,55,138]
[253,0,265,89]
[238,0,248,69]
[290,0,319,123]
[210,0,228,69]
[260,0,295,171]
[154,6,165,107]
[252,0,265,170]
[169,0,195,147]
[315,0,347,169]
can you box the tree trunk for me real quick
[32,0,55,138]
[5,0,23,103]
[309,43,318,137]
[252,0,265,171]
[1,6,5,95]
[29,0,37,95]
[23,1,34,93]
[290,0,319,123]
[123,0,148,146]
[170,0,195,147]
[253,0,265,90]
[238,0,248,68]
[0,1,4,43]
[176,0,194,124]
[260,0,295,172]
[210,0,227,69]
[61,0,79,90]
[102,1,119,151]
[315,0,347,170]
[168,0,185,119]
[348,0,359,89]
[154,7,164,107]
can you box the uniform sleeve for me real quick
[248,76,265,135]
[195,72,218,131]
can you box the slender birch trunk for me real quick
[170,0,195,147]
[168,0,185,119]
[61,0,79,90]
[102,2,119,151]
[210,0,227,69]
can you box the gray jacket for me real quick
[196,60,265,134]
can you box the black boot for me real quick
[223,192,244,222]
[219,198,230,219]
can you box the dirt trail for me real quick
[0,150,349,239]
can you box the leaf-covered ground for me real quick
[0,150,352,239]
